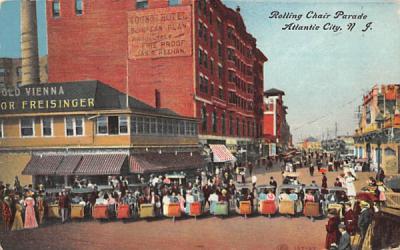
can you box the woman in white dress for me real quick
[345,172,356,197]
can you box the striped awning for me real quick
[74,154,128,175]
[209,144,236,163]
[130,152,206,174]
[22,155,64,175]
[55,155,83,176]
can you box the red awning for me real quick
[130,152,206,174]
[55,155,83,176]
[22,155,64,175]
[209,144,236,162]
[74,154,128,175]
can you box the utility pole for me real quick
[335,122,338,138]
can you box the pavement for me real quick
[0,166,375,250]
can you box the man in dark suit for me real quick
[358,201,372,240]
[338,224,352,250]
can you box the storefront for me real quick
[0,80,206,186]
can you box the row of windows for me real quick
[228,91,254,111]
[228,70,254,94]
[0,117,85,138]
[0,115,196,139]
[131,116,197,136]
[198,74,224,100]
[227,27,253,60]
[52,0,182,18]
[200,107,258,137]
[52,0,82,17]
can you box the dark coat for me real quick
[326,216,340,249]
[358,208,372,231]
[344,209,356,235]
[338,232,352,250]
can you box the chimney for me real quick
[236,6,241,13]
[20,0,40,85]
[155,89,161,109]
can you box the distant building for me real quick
[298,137,321,151]
[354,84,400,175]
[0,56,47,88]
[262,88,292,156]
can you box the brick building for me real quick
[46,0,267,163]
[0,56,47,88]
[263,88,292,156]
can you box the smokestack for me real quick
[20,0,40,85]
[155,89,161,109]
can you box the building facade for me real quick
[0,81,205,186]
[262,88,291,156]
[0,56,48,88]
[354,84,400,175]
[45,0,267,163]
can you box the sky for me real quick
[1,0,399,143]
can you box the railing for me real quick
[385,191,400,209]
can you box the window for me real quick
[210,83,214,96]
[137,117,144,134]
[131,117,138,134]
[222,112,226,135]
[210,34,214,48]
[218,87,224,100]
[157,118,163,134]
[16,67,22,77]
[203,53,208,68]
[97,116,128,135]
[168,0,181,6]
[143,117,150,134]
[119,116,128,134]
[198,48,203,65]
[0,120,3,138]
[229,113,233,135]
[52,0,60,17]
[242,119,245,136]
[150,118,157,134]
[201,106,207,132]
[236,118,240,136]
[66,117,84,136]
[212,111,217,133]
[218,65,223,80]
[179,121,185,135]
[96,117,108,135]
[75,0,83,15]
[210,58,214,75]
[218,42,223,58]
[136,0,148,9]
[198,21,203,37]
[41,118,53,137]
[217,19,223,35]
[20,118,35,137]
[0,68,6,83]
[227,48,234,61]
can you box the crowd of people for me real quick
[0,151,388,250]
